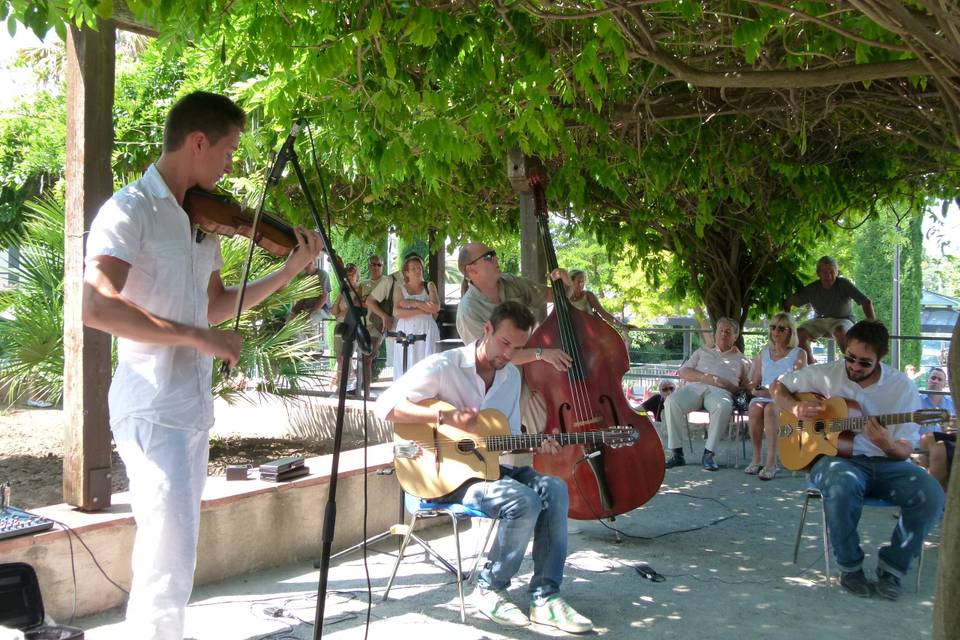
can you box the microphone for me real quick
[267,119,304,185]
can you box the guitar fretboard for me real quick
[484,430,623,452]
[820,411,919,434]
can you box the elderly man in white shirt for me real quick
[772,320,945,601]
[374,301,592,634]
[663,317,751,471]
[82,92,323,640]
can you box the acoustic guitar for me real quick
[777,393,949,471]
[393,400,639,499]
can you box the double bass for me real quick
[525,169,665,520]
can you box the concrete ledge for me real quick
[0,443,402,620]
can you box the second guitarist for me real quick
[374,301,593,633]
[771,320,944,601]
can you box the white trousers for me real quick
[113,418,210,640]
[664,385,733,453]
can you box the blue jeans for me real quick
[810,455,944,578]
[438,465,569,600]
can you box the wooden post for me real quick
[63,21,116,510]
[507,149,547,318]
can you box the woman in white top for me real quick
[391,253,440,381]
[745,311,807,480]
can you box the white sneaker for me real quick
[470,587,529,627]
[529,595,593,633]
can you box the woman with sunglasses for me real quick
[391,253,440,381]
[745,312,807,480]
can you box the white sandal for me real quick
[744,462,762,475]
[758,466,778,481]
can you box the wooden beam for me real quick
[63,21,116,511]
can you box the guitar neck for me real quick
[826,411,917,434]
[483,431,617,452]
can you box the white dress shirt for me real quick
[779,360,922,457]
[85,165,224,431]
[374,342,522,436]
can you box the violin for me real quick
[183,187,299,258]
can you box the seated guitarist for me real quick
[771,320,945,600]
[374,300,593,633]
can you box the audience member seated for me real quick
[663,317,751,471]
[783,255,874,364]
[745,312,807,480]
[641,379,675,422]
[920,367,955,432]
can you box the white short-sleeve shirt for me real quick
[778,360,923,456]
[85,165,224,431]
[374,342,523,436]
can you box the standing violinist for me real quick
[455,242,572,439]
[82,91,323,640]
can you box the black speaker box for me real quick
[0,563,84,639]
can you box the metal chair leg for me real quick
[916,543,924,593]
[449,512,466,622]
[819,497,831,586]
[383,513,421,600]
[468,519,498,585]
[793,493,811,564]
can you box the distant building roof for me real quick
[922,289,959,309]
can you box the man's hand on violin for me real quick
[196,328,242,368]
[283,227,324,275]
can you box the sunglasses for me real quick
[467,249,497,266]
[769,325,789,332]
[661,386,676,392]
[843,353,875,368]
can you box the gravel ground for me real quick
[0,404,332,510]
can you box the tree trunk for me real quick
[933,314,960,639]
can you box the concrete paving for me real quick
[75,442,941,640]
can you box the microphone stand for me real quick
[271,141,370,640]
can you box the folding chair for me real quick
[792,481,924,592]
[383,493,498,622]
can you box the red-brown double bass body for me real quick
[525,173,665,521]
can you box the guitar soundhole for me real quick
[456,439,475,454]
[814,421,826,433]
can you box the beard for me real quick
[845,364,876,382]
